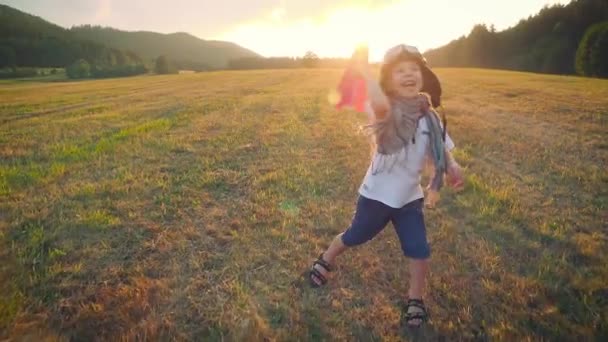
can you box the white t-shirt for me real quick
[358,102,455,208]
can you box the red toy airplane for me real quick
[335,47,369,113]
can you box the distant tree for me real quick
[66,59,90,79]
[155,55,174,74]
[0,46,17,68]
[588,27,608,77]
[464,24,496,67]
[0,67,38,79]
[302,51,320,68]
[227,55,350,70]
[88,62,147,78]
[125,50,143,64]
[576,21,608,77]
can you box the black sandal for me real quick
[404,298,428,327]
[309,253,332,288]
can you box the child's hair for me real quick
[378,48,442,108]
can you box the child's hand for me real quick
[425,189,440,209]
[417,93,431,113]
[446,161,464,191]
[351,46,370,78]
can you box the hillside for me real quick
[0,4,137,68]
[0,4,259,70]
[424,0,608,75]
[70,26,260,70]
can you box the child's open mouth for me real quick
[400,80,416,88]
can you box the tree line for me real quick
[424,0,608,77]
[227,51,352,70]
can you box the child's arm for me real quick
[445,148,464,190]
[360,68,390,119]
[425,142,464,208]
[350,47,390,119]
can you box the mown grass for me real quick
[0,69,606,341]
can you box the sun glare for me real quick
[216,0,570,61]
[217,2,483,61]
[217,5,385,61]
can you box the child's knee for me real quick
[401,241,430,259]
[335,233,348,245]
[340,230,370,247]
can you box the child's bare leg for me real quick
[310,196,392,286]
[323,233,348,263]
[310,233,348,286]
[407,258,429,325]
[408,258,428,298]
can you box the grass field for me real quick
[0,68,607,341]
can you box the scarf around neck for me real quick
[365,93,447,192]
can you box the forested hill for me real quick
[0,4,142,68]
[0,4,259,71]
[70,26,260,70]
[424,0,608,76]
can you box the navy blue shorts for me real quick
[341,196,430,259]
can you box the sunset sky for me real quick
[5,0,570,61]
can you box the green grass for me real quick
[0,69,606,340]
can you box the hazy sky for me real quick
[4,0,570,60]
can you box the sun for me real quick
[216,5,390,61]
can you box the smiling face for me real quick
[388,60,423,98]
